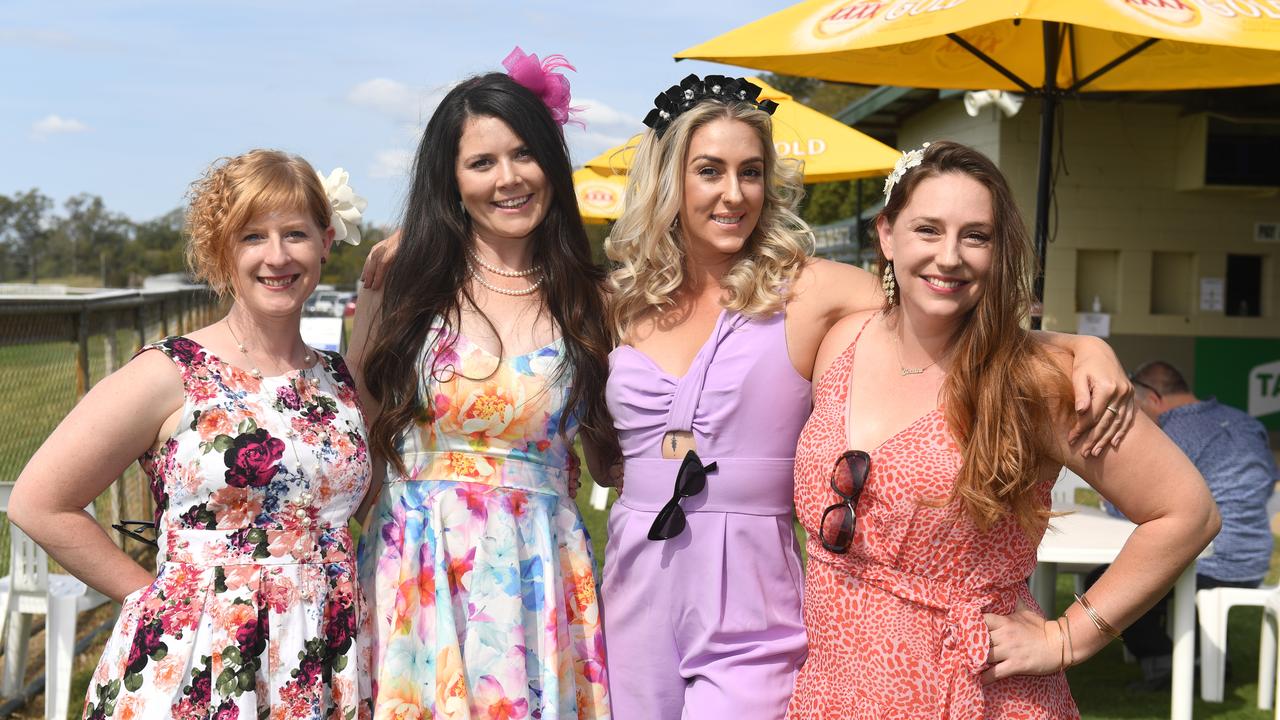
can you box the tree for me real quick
[320,224,387,289]
[1,189,54,283]
[133,208,187,279]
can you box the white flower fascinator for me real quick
[883,142,931,202]
[317,168,368,246]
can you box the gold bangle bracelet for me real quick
[1074,593,1122,641]
[1061,615,1076,667]
[1054,617,1068,672]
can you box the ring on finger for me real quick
[1104,405,1119,415]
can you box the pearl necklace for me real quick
[224,317,314,379]
[467,246,540,277]
[469,264,545,296]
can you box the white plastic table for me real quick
[1032,504,1199,720]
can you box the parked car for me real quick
[342,293,357,317]
[307,290,343,317]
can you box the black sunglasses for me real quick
[647,450,718,541]
[819,450,870,554]
[112,519,158,548]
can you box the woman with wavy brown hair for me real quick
[599,78,1137,720]
[348,50,614,718]
[788,141,1219,718]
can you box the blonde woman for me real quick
[11,150,371,719]
[600,75,1136,720]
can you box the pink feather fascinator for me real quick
[502,46,584,129]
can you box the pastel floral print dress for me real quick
[82,337,372,720]
[359,323,610,719]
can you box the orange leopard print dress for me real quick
[788,318,1078,719]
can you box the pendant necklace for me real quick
[224,317,314,379]
[891,325,939,377]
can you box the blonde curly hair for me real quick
[184,149,330,296]
[604,101,813,341]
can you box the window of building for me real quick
[1225,254,1263,317]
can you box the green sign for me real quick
[1195,338,1280,431]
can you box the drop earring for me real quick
[882,261,897,306]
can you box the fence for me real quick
[0,286,224,572]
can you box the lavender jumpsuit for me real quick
[602,309,811,719]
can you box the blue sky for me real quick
[2,0,791,227]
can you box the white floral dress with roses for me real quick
[82,337,372,720]
[359,323,610,719]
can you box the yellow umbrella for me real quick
[573,167,628,224]
[677,1,1280,91]
[585,76,900,183]
[677,0,1280,326]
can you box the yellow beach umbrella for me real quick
[676,0,1280,325]
[585,76,900,183]
[574,167,628,224]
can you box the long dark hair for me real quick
[878,141,1069,534]
[364,72,617,472]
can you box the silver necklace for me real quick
[224,317,314,379]
[469,264,544,296]
[467,245,540,277]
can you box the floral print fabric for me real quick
[359,325,610,719]
[83,337,372,720]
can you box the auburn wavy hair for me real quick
[879,141,1071,535]
[362,74,617,474]
[184,149,330,296]
[604,100,812,341]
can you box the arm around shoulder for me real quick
[791,258,882,327]
[1045,350,1219,663]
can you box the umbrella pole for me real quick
[1032,21,1062,330]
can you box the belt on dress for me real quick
[393,450,568,497]
[617,457,795,516]
[810,551,1023,714]
[158,525,355,566]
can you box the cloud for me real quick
[348,78,452,123]
[0,28,78,49]
[574,98,641,130]
[370,149,414,179]
[31,114,90,140]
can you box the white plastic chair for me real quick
[1259,592,1280,715]
[1196,584,1277,703]
[0,482,109,719]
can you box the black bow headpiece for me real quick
[642,74,779,138]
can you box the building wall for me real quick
[900,98,1280,434]
[901,97,1278,341]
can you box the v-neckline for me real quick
[617,308,729,381]
[840,315,943,455]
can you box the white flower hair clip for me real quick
[317,168,368,246]
[882,142,931,202]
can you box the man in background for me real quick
[1099,360,1278,690]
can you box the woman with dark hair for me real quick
[348,49,613,718]
[789,141,1218,718]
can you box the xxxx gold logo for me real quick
[1120,0,1202,27]
[578,184,619,209]
[814,0,887,38]
[813,0,968,39]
